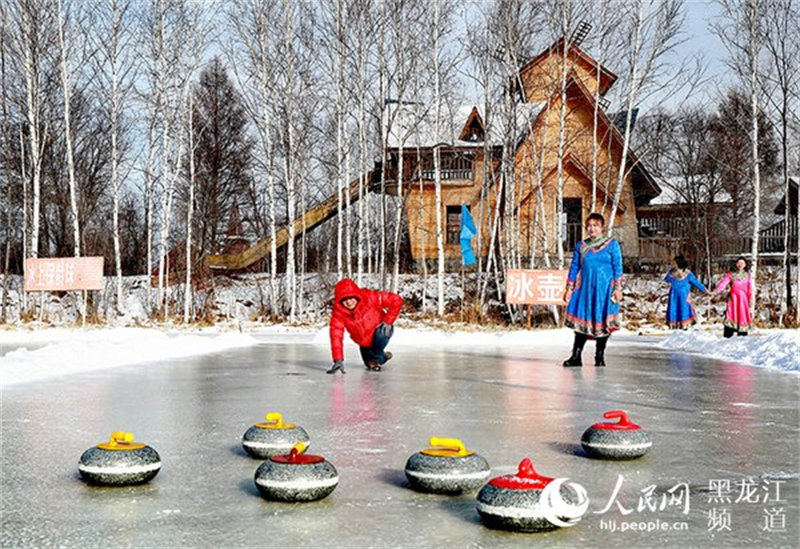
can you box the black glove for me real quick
[326,360,345,375]
[376,322,394,339]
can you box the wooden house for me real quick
[383,37,660,268]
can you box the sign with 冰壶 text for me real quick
[24,257,105,292]
[505,269,568,305]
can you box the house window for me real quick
[562,197,583,251]
[446,205,468,245]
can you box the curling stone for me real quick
[476,458,587,532]
[78,431,161,486]
[581,410,652,459]
[404,437,490,494]
[242,412,310,459]
[254,442,338,502]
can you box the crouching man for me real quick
[327,278,403,374]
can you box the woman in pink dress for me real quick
[715,256,755,338]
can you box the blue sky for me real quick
[456,0,736,114]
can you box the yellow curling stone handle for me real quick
[421,437,473,457]
[255,412,296,430]
[97,431,145,451]
[292,441,308,455]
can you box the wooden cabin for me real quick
[384,37,661,268]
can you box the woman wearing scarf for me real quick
[664,254,709,329]
[562,213,623,367]
[715,256,755,338]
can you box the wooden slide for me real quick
[203,176,375,271]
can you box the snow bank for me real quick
[1,328,260,387]
[658,330,800,374]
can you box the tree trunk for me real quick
[608,0,644,233]
[184,91,194,323]
[22,10,41,259]
[555,21,570,269]
[433,0,444,316]
[57,0,81,258]
[748,0,760,298]
[109,0,124,314]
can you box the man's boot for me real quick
[595,337,608,367]
[563,333,586,367]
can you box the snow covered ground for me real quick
[1,328,261,386]
[1,268,796,330]
[658,330,799,374]
[3,324,796,389]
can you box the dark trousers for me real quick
[360,328,392,365]
[723,326,748,338]
[574,332,609,354]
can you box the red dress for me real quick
[715,271,754,331]
[329,279,403,361]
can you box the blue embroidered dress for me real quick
[664,269,707,329]
[565,237,623,337]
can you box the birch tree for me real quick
[544,0,592,268]
[431,0,445,316]
[8,0,55,260]
[714,0,765,295]
[606,0,684,232]
[55,0,83,258]
[184,89,194,322]
[761,0,799,322]
[94,0,137,313]
[227,0,281,314]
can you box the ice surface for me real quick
[1,337,797,547]
[658,330,800,374]
[312,326,577,349]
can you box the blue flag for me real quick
[459,204,477,266]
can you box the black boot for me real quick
[595,336,608,367]
[563,333,587,367]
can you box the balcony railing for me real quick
[420,169,473,181]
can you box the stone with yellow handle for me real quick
[78,431,161,486]
[405,437,490,494]
[242,412,310,459]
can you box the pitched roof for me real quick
[774,176,799,215]
[458,107,485,141]
[557,74,661,202]
[385,101,546,149]
[518,37,618,98]
[646,176,732,206]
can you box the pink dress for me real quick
[715,272,754,331]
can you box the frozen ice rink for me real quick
[1,335,798,547]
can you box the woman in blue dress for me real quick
[664,254,708,329]
[562,213,623,367]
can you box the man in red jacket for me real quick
[327,278,403,374]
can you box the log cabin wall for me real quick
[393,37,656,267]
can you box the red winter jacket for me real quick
[329,278,403,362]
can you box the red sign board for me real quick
[506,269,568,305]
[24,257,105,292]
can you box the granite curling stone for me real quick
[476,458,588,532]
[78,431,161,486]
[404,437,490,494]
[581,410,652,459]
[242,412,310,459]
[254,442,338,502]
